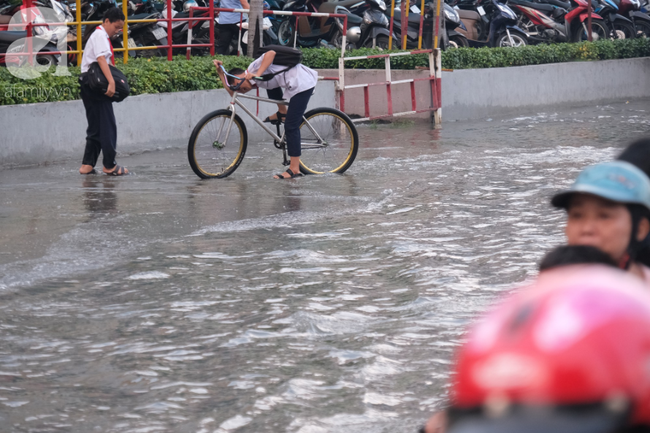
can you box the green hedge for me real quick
[0,55,250,105]
[1,38,649,105]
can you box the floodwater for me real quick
[1,100,649,433]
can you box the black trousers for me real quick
[267,87,314,158]
[216,23,239,55]
[80,74,117,170]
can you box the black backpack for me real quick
[87,62,131,102]
[256,45,303,81]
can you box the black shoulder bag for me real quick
[87,61,131,102]
[256,45,303,82]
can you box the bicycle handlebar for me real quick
[219,65,262,92]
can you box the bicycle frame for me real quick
[222,91,330,152]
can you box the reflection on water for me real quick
[0,101,648,432]
[82,177,118,216]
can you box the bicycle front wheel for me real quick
[188,109,248,179]
[299,108,359,175]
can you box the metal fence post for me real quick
[432,48,442,128]
[210,0,215,55]
[123,0,129,63]
[76,0,81,66]
[167,0,173,60]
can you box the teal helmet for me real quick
[551,161,650,211]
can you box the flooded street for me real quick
[1,99,649,433]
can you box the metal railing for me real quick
[4,1,350,65]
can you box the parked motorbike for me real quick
[388,0,436,49]
[454,0,528,47]
[318,0,391,49]
[123,9,166,57]
[594,0,636,38]
[159,0,215,55]
[511,0,608,42]
[358,0,392,48]
[0,29,60,68]
[276,0,362,47]
[0,1,67,68]
[615,0,650,36]
[238,16,279,54]
[82,0,120,46]
[442,2,469,48]
[265,0,286,35]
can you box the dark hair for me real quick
[539,245,618,271]
[617,138,650,267]
[225,67,245,87]
[103,7,125,23]
[618,138,650,177]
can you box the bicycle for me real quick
[187,68,359,179]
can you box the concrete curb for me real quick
[2,57,650,167]
[320,56,650,121]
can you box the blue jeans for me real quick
[267,87,314,158]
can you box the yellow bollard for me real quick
[433,0,442,50]
[123,0,128,63]
[76,0,81,66]
[418,0,424,49]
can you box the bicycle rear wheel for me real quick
[188,109,248,179]
[298,108,359,175]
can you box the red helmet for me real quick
[448,265,650,433]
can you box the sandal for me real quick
[80,168,97,175]
[105,165,129,176]
[263,111,286,126]
[274,168,303,180]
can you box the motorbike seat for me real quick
[457,8,481,20]
[347,13,364,23]
[319,0,364,12]
[515,0,557,12]
[129,12,157,21]
[0,31,27,43]
[392,9,424,24]
[543,0,571,9]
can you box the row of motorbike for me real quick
[272,0,650,50]
[1,0,650,68]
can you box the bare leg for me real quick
[274,156,301,179]
[267,103,288,122]
[79,164,95,174]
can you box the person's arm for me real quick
[245,50,274,81]
[213,59,234,96]
[240,0,250,10]
[97,56,115,97]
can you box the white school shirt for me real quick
[81,26,113,73]
[246,52,318,100]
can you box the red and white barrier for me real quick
[337,49,442,124]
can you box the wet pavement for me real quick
[1,99,650,433]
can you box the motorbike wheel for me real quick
[495,30,527,47]
[36,55,56,70]
[277,19,295,46]
[449,34,469,48]
[635,20,650,38]
[363,35,390,50]
[572,19,609,42]
[611,20,636,39]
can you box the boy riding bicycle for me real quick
[213,48,318,179]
